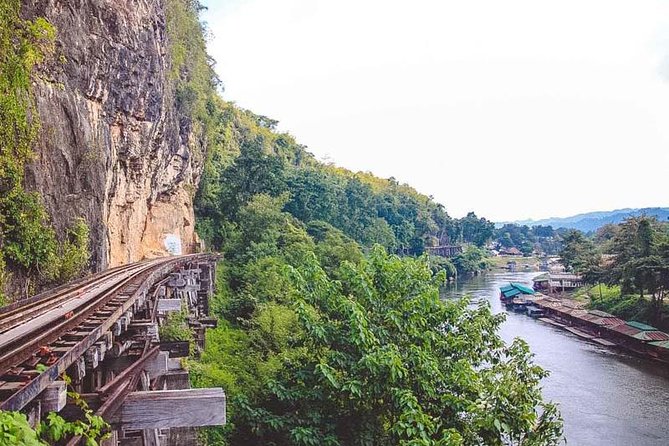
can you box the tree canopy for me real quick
[160,3,566,444]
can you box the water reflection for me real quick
[442,272,669,446]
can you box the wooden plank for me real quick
[164,427,198,446]
[108,340,134,358]
[100,430,118,446]
[142,429,160,446]
[98,347,160,396]
[159,341,190,358]
[565,326,594,339]
[593,337,617,347]
[26,401,40,428]
[167,357,182,371]
[157,299,182,314]
[117,436,143,446]
[108,388,226,429]
[85,346,99,369]
[95,341,107,361]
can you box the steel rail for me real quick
[0,260,146,317]
[0,253,213,411]
[0,263,149,334]
[0,259,170,372]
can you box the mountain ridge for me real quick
[499,207,669,232]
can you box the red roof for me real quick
[567,309,589,318]
[588,310,615,318]
[610,324,642,337]
[632,331,669,342]
[599,317,626,327]
[578,313,626,327]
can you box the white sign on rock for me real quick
[164,234,182,255]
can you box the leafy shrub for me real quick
[0,411,43,445]
[197,248,563,445]
[0,376,109,445]
[57,218,91,282]
[160,310,194,343]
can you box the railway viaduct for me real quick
[0,254,225,445]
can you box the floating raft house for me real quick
[499,283,535,300]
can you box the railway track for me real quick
[0,254,213,411]
[0,261,149,335]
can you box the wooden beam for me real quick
[39,381,66,412]
[108,388,226,429]
[159,341,189,358]
[143,351,169,379]
[162,370,190,390]
[26,401,40,428]
[98,346,159,396]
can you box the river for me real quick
[442,271,669,446]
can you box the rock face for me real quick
[22,0,203,270]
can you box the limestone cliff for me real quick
[22,0,204,270]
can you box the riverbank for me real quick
[443,271,669,446]
[572,284,669,332]
[525,295,669,364]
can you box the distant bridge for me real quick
[0,254,225,445]
[424,245,463,258]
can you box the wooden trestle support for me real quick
[0,254,225,445]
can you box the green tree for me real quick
[558,230,595,273]
[460,212,495,247]
[219,248,563,445]
[592,217,669,324]
[453,245,491,277]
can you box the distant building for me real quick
[499,247,523,256]
[540,258,550,271]
[549,273,584,291]
[533,273,583,292]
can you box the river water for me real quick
[442,271,669,446]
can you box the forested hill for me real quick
[194,102,476,255]
[508,207,669,233]
[157,0,493,256]
[165,1,563,444]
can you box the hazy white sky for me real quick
[201,0,669,222]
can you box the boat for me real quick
[503,297,534,313]
[526,306,545,318]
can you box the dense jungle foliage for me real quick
[560,217,669,329]
[164,2,565,444]
[493,224,564,256]
[0,1,90,302]
[194,100,463,258]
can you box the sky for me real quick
[200,0,669,222]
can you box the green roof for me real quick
[510,282,535,295]
[500,283,535,298]
[649,340,669,349]
[626,321,657,331]
[502,288,522,298]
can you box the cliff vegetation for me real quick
[0,0,89,302]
